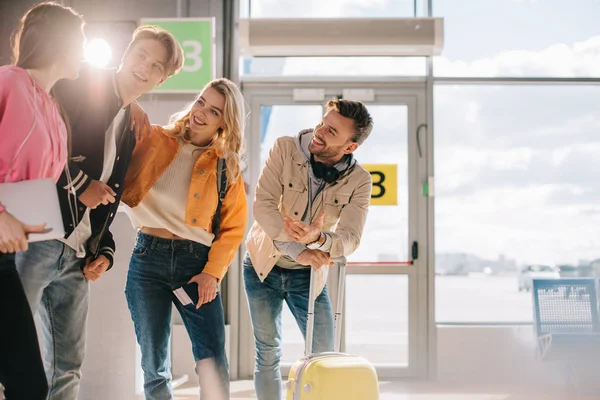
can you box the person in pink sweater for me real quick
[0,2,85,399]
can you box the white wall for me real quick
[79,214,138,400]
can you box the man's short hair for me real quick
[124,25,184,78]
[326,99,373,145]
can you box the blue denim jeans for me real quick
[243,254,334,400]
[125,232,229,400]
[15,240,89,400]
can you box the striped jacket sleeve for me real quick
[57,161,92,197]
[97,229,116,270]
[53,74,92,197]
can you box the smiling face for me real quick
[188,86,226,145]
[118,38,167,97]
[309,109,359,164]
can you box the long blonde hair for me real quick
[164,78,247,183]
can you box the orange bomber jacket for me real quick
[121,125,248,281]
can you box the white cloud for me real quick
[435,36,600,77]
[550,148,571,167]
[435,182,600,265]
[432,91,600,265]
[464,102,481,123]
[248,36,600,79]
[497,113,600,149]
[437,147,533,189]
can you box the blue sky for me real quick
[435,0,600,61]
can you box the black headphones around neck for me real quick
[310,154,352,184]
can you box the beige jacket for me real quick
[245,131,372,296]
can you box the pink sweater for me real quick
[0,66,68,213]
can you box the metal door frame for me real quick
[234,79,432,380]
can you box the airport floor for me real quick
[171,380,596,400]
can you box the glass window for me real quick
[349,105,409,263]
[242,57,426,77]
[281,275,410,366]
[345,275,409,366]
[259,105,323,167]
[433,0,600,77]
[434,85,600,323]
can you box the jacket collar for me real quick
[294,128,356,172]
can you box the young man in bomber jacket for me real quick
[15,26,183,400]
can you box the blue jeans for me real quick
[15,240,89,400]
[125,232,229,400]
[243,255,334,400]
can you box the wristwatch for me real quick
[306,232,326,250]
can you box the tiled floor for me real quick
[172,380,597,400]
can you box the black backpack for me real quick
[211,158,228,241]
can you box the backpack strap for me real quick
[211,157,228,241]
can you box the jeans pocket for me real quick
[132,243,148,257]
[193,248,209,263]
[242,255,253,269]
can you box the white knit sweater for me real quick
[124,143,214,246]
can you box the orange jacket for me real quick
[121,125,247,280]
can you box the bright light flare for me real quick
[84,38,112,68]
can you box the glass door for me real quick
[237,81,430,380]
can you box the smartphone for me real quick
[173,282,199,308]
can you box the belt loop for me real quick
[189,242,194,253]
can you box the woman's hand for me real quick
[188,272,218,309]
[0,211,47,253]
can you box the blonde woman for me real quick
[121,78,247,400]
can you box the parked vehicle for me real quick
[518,265,559,292]
[557,264,579,278]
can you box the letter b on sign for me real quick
[362,164,398,206]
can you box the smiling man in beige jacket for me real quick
[243,98,374,400]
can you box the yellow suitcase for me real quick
[286,259,379,400]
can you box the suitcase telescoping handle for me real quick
[305,256,346,356]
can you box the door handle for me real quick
[398,241,418,265]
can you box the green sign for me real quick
[139,18,215,93]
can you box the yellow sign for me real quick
[362,164,397,206]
